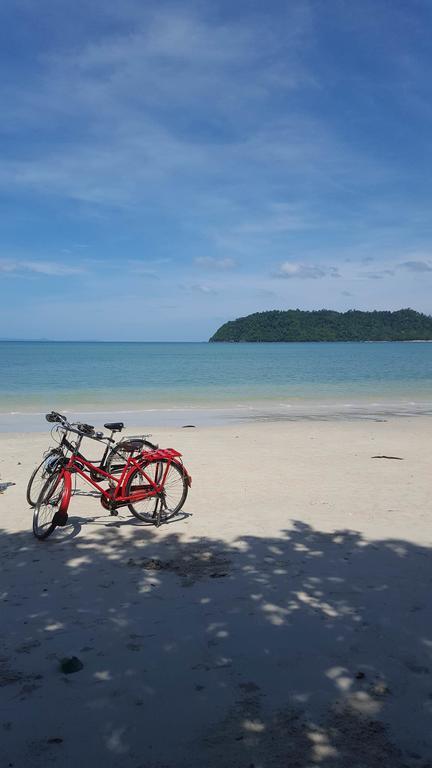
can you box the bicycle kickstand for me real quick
[155,496,166,527]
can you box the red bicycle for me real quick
[26,411,157,507]
[33,421,191,540]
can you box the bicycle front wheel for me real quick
[33,469,68,540]
[126,459,188,523]
[26,450,63,507]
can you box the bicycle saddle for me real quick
[104,422,124,432]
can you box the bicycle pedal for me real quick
[110,509,119,516]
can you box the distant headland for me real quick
[209,309,432,342]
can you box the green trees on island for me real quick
[209,309,432,342]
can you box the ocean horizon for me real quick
[1,340,432,430]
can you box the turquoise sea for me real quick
[1,341,432,430]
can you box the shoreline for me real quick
[1,397,432,432]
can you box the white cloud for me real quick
[361,269,395,280]
[232,203,314,236]
[275,262,340,279]
[194,256,236,270]
[188,283,218,295]
[399,260,432,273]
[129,258,171,277]
[0,259,85,276]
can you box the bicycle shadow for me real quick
[65,507,192,529]
[47,517,83,541]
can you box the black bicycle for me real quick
[26,411,157,506]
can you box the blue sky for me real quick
[1,0,432,340]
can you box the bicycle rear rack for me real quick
[140,448,182,461]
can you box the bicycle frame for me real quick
[44,425,105,470]
[54,427,156,474]
[56,428,113,468]
[56,445,185,516]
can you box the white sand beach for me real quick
[1,417,431,767]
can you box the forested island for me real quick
[209,309,432,342]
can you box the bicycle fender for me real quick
[53,471,72,526]
[60,470,72,513]
[174,460,192,487]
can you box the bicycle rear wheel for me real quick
[33,469,69,540]
[105,439,157,486]
[126,459,188,524]
[26,450,63,507]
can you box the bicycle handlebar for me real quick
[76,422,95,435]
[46,412,98,437]
[46,411,67,424]
[45,412,115,444]
[64,423,115,444]
[45,412,153,447]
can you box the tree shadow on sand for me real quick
[1,514,432,767]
